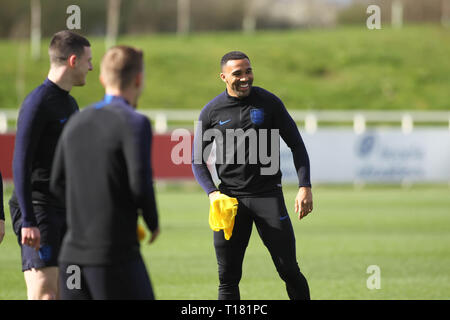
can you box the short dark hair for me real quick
[48,30,91,65]
[221,51,250,68]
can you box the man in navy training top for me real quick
[192,51,313,300]
[9,31,92,300]
[51,45,160,300]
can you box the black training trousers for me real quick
[214,194,310,300]
[59,255,155,300]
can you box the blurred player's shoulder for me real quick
[73,99,150,133]
[104,100,149,128]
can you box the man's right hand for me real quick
[208,191,221,202]
[148,227,160,244]
[21,227,40,251]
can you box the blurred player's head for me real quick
[100,45,144,108]
[220,51,253,99]
[48,31,92,87]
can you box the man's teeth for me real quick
[240,83,249,88]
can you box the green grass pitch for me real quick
[1,183,449,300]
[2,25,450,112]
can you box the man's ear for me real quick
[220,73,226,83]
[135,72,143,88]
[68,54,77,68]
[99,74,106,88]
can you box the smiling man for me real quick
[9,30,92,300]
[192,51,313,300]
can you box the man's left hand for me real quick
[295,187,313,220]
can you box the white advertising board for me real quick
[281,128,450,184]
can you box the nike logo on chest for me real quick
[219,119,231,126]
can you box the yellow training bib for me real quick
[209,193,238,240]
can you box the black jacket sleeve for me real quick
[191,107,219,195]
[123,115,159,232]
[274,98,311,188]
[13,94,47,227]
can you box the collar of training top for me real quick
[224,87,255,103]
[44,78,70,95]
[94,94,132,109]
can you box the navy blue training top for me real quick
[51,95,159,265]
[10,78,79,227]
[192,86,311,197]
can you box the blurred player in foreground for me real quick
[192,51,313,300]
[9,31,92,299]
[51,45,159,300]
